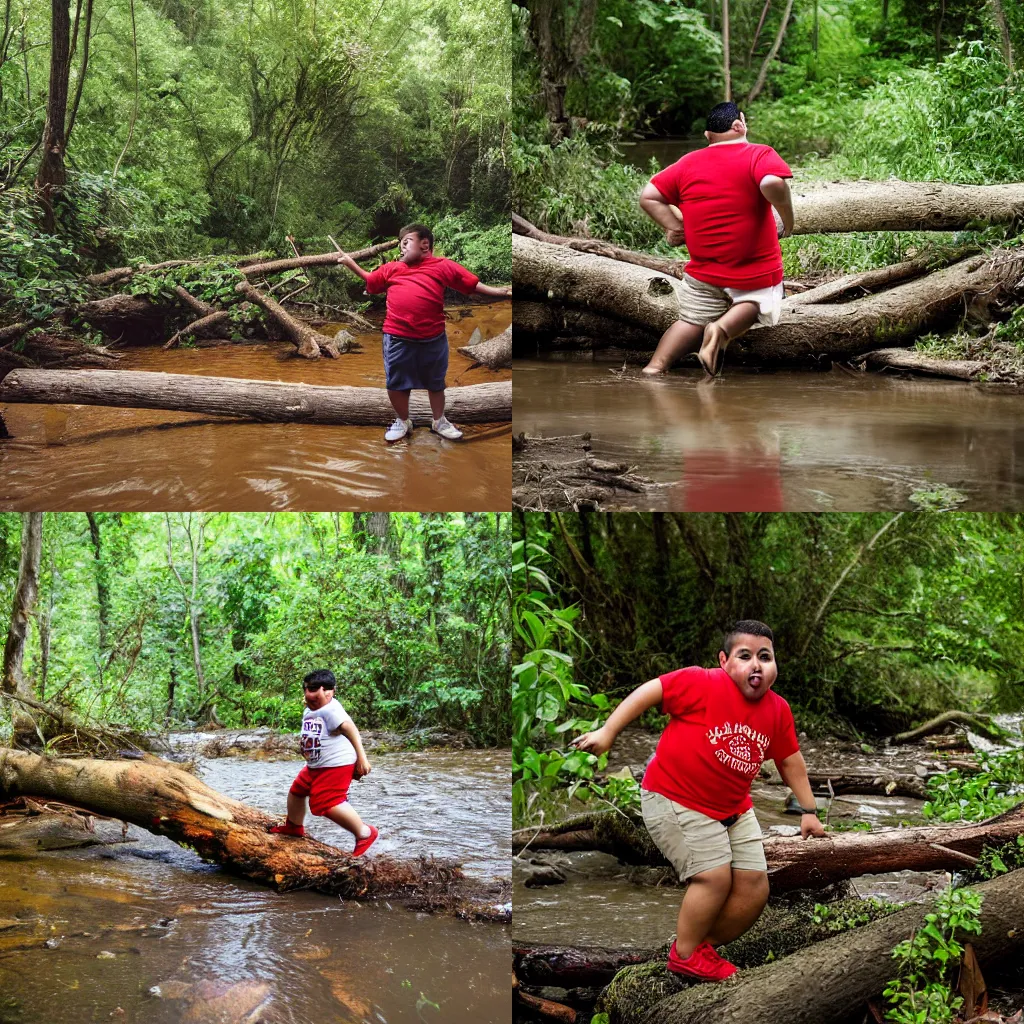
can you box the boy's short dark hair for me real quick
[706,102,742,134]
[303,668,336,690]
[721,620,774,656]
[399,223,434,249]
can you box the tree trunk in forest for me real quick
[64,0,94,146]
[458,326,511,369]
[603,868,1024,1024]
[85,512,109,656]
[0,750,508,919]
[722,0,731,100]
[2,513,43,744]
[234,282,345,358]
[512,236,1024,364]
[989,0,1016,71]
[889,710,1012,744]
[35,0,71,233]
[511,802,1024,891]
[0,370,513,426]
[746,0,794,103]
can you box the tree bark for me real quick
[513,236,1024,364]
[35,0,71,233]
[632,868,1024,1024]
[458,326,511,369]
[0,332,120,378]
[857,348,989,381]
[511,802,1024,891]
[2,513,43,743]
[889,710,1011,744]
[0,749,508,920]
[85,512,109,656]
[0,369,513,426]
[746,0,794,103]
[234,281,346,358]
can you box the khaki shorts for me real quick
[673,273,784,328]
[641,789,767,880]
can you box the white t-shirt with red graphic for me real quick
[641,666,800,819]
[299,698,357,769]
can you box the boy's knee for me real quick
[733,869,770,904]
[689,863,733,891]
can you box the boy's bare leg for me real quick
[698,301,761,376]
[387,389,411,419]
[324,801,371,839]
[285,792,308,828]
[675,864,733,957]
[703,869,770,947]
[642,321,704,376]
[427,390,446,419]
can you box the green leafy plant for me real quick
[810,897,903,932]
[883,885,983,1024]
[923,748,1024,822]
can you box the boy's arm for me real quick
[475,282,512,298]
[775,750,827,838]
[759,175,794,238]
[336,252,372,283]
[639,183,685,245]
[338,719,372,777]
[571,678,664,756]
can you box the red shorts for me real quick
[289,764,354,816]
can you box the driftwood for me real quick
[511,802,1024,891]
[514,972,578,1023]
[0,749,508,920]
[0,796,130,852]
[235,282,346,358]
[513,433,654,511]
[238,238,398,279]
[856,348,989,381]
[458,326,512,369]
[890,710,1014,745]
[0,369,513,426]
[513,236,1024,365]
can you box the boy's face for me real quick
[719,633,777,701]
[303,683,333,710]
[399,232,431,265]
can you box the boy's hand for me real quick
[801,813,827,839]
[665,228,686,247]
[571,727,613,756]
[354,756,372,779]
[497,286,512,298]
[336,251,360,271]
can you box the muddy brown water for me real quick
[0,743,511,1024]
[0,304,510,511]
[513,361,1024,510]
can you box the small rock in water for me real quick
[97,950,116,959]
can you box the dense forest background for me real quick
[1,0,512,324]
[0,512,511,745]
[514,512,1024,739]
[513,0,1024,251]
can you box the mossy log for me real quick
[0,749,507,919]
[890,710,1016,744]
[604,867,1024,1024]
[856,348,991,381]
[0,369,512,427]
[512,802,1024,891]
[513,236,1024,365]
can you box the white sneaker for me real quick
[431,415,463,440]
[384,417,413,442]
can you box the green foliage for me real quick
[883,885,983,1024]
[431,213,511,282]
[967,835,1024,881]
[811,896,904,931]
[922,749,1024,821]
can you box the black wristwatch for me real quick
[799,807,819,815]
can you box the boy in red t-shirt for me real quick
[337,224,511,442]
[573,620,825,982]
[638,102,795,377]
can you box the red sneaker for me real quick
[352,825,378,857]
[667,941,737,982]
[268,820,305,838]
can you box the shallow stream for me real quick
[0,742,511,1024]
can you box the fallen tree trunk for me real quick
[0,332,120,378]
[73,294,171,344]
[511,802,1024,891]
[238,238,397,279]
[515,944,661,990]
[856,348,989,381]
[459,326,512,369]
[890,710,1015,745]
[513,301,659,355]
[0,796,131,852]
[0,749,507,919]
[620,867,1024,1024]
[513,236,1024,364]
[234,282,346,358]
[0,369,512,426]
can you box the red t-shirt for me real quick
[649,142,792,289]
[364,256,480,339]
[641,666,800,819]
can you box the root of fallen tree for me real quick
[513,235,1024,366]
[458,326,512,370]
[513,433,654,510]
[0,749,508,920]
[511,801,1024,891]
[0,369,513,427]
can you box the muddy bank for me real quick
[0,304,511,511]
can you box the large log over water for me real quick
[511,803,1024,891]
[513,236,1024,364]
[0,750,507,919]
[0,369,512,426]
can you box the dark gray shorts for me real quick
[382,331,449,391]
